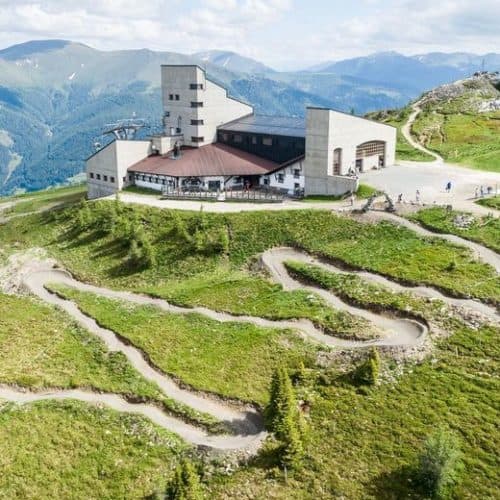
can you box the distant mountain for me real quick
[193,50,274,74]
[306,51,500,94]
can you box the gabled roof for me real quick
[128,143,280,177]
[218,114,306,138]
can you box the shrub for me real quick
[415,428,462,499]
[356,348,380,386]
[166,459,204,500]
[266,365,304,470]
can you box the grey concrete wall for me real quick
[161,65,252,148]
[86,140,151,199]
[304,108,395,196]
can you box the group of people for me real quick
[474,185,494,198]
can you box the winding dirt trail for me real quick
[1,240,497,451]
[401,101,444,163]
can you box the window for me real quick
[164,111,170,118]
[263,137,273,146]
[277,173,284,183]
[294,183,300,189]
[191,136,204,143]
[129,175,134,181]
[189,83,203,90]
[251,136,257,145]
[191,102,203,108]
[233,134,242,143]
[169,94,174,100]
[293,168,301,179]
[333,148,342,175]
[96,174,101,180]
[148,176,153,183]
[103,175,108,182]
[191,119,204,125]
[263,177,269,185]
[222,133,229,141]
[175,94,180,100]
[110,176,115,183]
[89,172,94,179]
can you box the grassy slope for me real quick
[0,203,497,304]
[1,184,86,215]
[409,207,500,252]
[0,291,217,428]
[209,323,499,499]
[477,195,500,211]
[0,400,187,499]
[0,194,499,497]
[410,83,500,172]
[0,292,159,398]
[47,284,318,405]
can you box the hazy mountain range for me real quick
[0,39,498,195]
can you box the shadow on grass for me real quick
[368,464,423,499]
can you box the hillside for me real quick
[369,74,500,170]
[0,189,498,497]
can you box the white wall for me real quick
[304,108,395,196]
[161,65,252,148]
[260,160,305,195]
[86,140,151,199]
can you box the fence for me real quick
[161,189,285,203]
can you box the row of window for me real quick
[89,172,115,183]
[192,137,204,143]
[221,133,273,146]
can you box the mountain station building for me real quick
[86,65,396,200]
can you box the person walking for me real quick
[446,181,452,193]
[397,193,403,203]
[350,192,355,207]
[480,185,485,197]
[474,187,479,199]
[416,189,421,203]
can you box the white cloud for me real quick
[0,0,497,68]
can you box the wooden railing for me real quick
[161,189,285,203]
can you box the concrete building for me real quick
[86,65,396,200]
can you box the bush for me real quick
[415,428,462,499]
[166,459,204,500]
[355,348,380,386]
[266,364,304,470]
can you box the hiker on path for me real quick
[350,192,355,206]
[416,190,421,203]
[397,193,403,203]
[480,186,485,197]
[446,181,452,193]
[474,187,479,199]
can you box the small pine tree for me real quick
[280,408,304,471]
[266,364,305,470]
[141,236,156,268]
[357,348,380,386]
[166,459,204,500]
[416,429,462,499]
[218,226,230,254]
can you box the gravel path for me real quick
[3,238,498,450]
[401,101,444,163]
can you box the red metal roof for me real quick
[128,143,280,177]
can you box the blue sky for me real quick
[0,0,498,69]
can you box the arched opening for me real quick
[333,148,342,175]
[355,141,386,172]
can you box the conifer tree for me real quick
[166,459,204,500]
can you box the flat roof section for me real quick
[219,114,306,138]
[128,143,280,178]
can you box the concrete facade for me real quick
[86,140,151,199]
[161,65,253,147]
[304,108,396,196]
